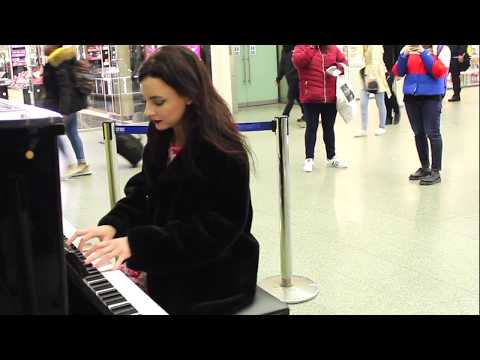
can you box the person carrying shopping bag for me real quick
[292,45,349,172]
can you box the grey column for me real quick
[113,45,134,119]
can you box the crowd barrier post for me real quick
[258,116,320,304]
[102,120,120,208]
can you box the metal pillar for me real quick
[258,116,320,304]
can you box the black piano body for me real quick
[0,99,67,314]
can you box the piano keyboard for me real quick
[63,218,168,315]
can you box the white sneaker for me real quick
[354,129,368,137]
[374,128,386,136]
[61,164,81,180]
[71,163,93,177]
[326,157,348,169]
[303,158,314,172]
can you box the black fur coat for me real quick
[98,125,259,314]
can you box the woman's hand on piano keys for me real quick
[83,236,132,271]
[66,225,117,252]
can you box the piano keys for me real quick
[63,218,168,315]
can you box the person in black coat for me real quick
[67,45,259,315]
[383,45,403,125]
[42,45,91,178]
[447,45,468,102]
[276,45,305,127]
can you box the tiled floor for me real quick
[60,87,479,315]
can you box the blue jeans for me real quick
[360,89,387,130]
[58,112,85,163]
[404,96,443,171]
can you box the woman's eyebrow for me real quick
[149,96,165,101]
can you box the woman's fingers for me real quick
[111,253,127,271]
[91,254,116,269]
[78,234,96,252]
[83,241,111,261]
[66,229,89,246]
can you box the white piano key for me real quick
[103,270,167,315]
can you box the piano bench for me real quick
[234,286,289,315]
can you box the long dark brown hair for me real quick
[138,45,253,172]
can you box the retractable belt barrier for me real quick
[114,121,277,134]
[102,117,319,304]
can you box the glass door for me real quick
[233,45,279,108]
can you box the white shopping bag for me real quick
[336,74,357,124]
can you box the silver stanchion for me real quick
[102,120,120,209]
[258,116,320,304]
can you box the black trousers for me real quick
[385,75,399,122]
[303,103,337,160]
[282,79,304,117]
[404,96,443,171]
[450,69,462,97]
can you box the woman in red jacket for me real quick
[292,45,348,172]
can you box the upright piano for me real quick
[0,99,167,315]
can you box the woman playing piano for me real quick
[67,45,259,315]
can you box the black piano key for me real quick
[86,266,100,272]
[73,250,84,257]
[115,305,138,316]
[86,278,105,286]
[91,283,113,292]
[66,252,90,277]
[104,295,127,307]
[99,290,122,301]
[91,279,112,288]
[87,278,109,287]
[110,303,134,314]
[90,279,110,287]
[98,288,119,299]
[87,268,100,275]
[119,309,139,315]
[85,274,104,282]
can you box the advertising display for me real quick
[144,45,201,59]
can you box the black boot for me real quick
[420,170,441,185]
[393,113,400,124]
[448,95,461,102]
[409,167,431,180]
[385,116,393,125]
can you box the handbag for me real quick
[458,52,471,72]
[359,67,379,94]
